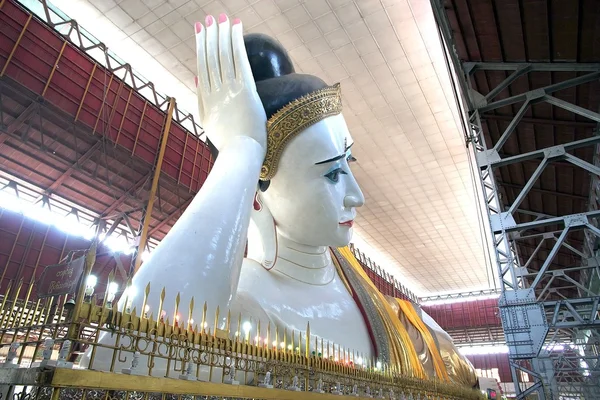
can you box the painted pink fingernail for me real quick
[233,18,241,25]
[205,15,214,27]
[194,76,198,87]
[218,13,227,23]
[194,22,202,34]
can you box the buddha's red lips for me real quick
[339,220,354,227]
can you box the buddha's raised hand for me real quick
[195,15,267,155]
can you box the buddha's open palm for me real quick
[195,15,267,154]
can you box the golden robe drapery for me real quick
[332,246,477,387]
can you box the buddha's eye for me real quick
[324,167,347,183]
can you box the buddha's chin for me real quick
[329,228,353,248]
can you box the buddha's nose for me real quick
[344,194,364,208]
[344,176,365,208]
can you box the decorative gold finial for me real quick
[187,297,194,331]
[260,83,343,181]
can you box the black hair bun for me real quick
[244,33,294,82]
[243,33,328,119]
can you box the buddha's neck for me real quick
[272,234,335,286]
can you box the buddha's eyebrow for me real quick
[315,143,354,165]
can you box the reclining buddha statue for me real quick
[85,14,477,388]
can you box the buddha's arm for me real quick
[131,16,268,322]
[131,136,263,325]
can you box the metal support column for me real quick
[131,97,176,275]
[430,1,600,398]
[465,62,600,400]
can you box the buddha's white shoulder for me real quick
[231,258,275,323]
[240,257,275,280]
[241,257,264,269]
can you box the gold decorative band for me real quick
[260,83,343,181]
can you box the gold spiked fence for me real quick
[0,279,73,364]
[0,252,483,400]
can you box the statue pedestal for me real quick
[0,362,18,369]
[56,360,73,369]
[30,360,72,369]
[121,368,141,375]
[313,390,325,394]
[258,384,273,389]
[179,374,197,381]
[224,379,240,385]
[287,387,301,391]
[332,390,343,395]
[32,360,52,368]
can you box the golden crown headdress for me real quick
[260,83,343,181]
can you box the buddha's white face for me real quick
[261,114,364,247]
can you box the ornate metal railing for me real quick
[0,243,484,400]
[349,244,419,303]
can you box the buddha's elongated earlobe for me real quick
[247,191,277,270]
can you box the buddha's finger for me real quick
[194,76,205,124]
[231,19,254,88]
[194,22,210,94]
[205,15,221,91]
[217,14,234,83]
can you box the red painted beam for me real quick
[0,0,213,196]
[422,299,502,330]
[101,171,151,217]
[0,101,36,145]
[42,141,102,195]
[148,197,192,237]
[0,208,129,299]
[467,353,513,383]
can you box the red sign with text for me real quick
[37,255,85,298]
